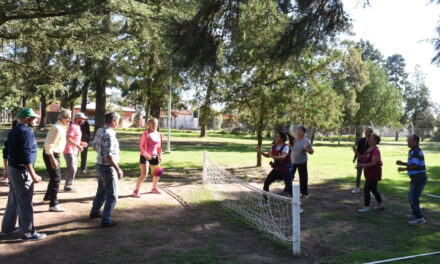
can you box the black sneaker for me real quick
[101,222,118,228]
[21,233,46,242]
[89,213,102,219]
[0,227,20,236]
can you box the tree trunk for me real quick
[395,130,399,141]
[199,78,214,137]
[38,94,47,129]
[257,128,263,167]
[22,95,27,107]
[94,60,108,135]
[355,126,363,141]
[311,129,315,144]
[80,80,89,112]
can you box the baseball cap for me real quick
[18,108,40,118]
[74,112,88,120]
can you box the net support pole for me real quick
[202,151,208,184]
[292,184,301,256]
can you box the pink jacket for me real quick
[139,130,162,157]
[64,123,82,155]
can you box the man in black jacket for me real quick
[352,127,373,193]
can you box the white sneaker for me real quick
[299,208,304,214]
[81,170,87,174]
[374,203,386,210]
[406,214,415,220]
[49,205,66,212]
[408,217,426,226]
[357,207,370,213]
[351,188,360,194]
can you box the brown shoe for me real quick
[101,222,118,228]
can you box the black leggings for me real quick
[364,180,383,206]
[43,152,61,207]
[293,163,308,196]
[263,169,291,197]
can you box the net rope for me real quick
[203,153,299,244]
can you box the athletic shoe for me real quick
[64,187,76,192]
[89,213,101,219]
[81,170,87,174]
[351,188,361,194]
[49,205,66,212]
[301,195,309,199]
[406,214,415,220]
[101,222,118,228]
[21,233,46,242]
[408,217,426,226]
[357,207,370,213]
[374,203,386,210]
[151,188,161,194]
[0,227,20,236]
[299,208,304,214]
[133,190,141,198]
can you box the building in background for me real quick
[159,109,199,130]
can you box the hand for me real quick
[78,145,84,152]
[268,152,272,157]
[352,146,357,153]
[356,164,363,169]
[398,167,406,172]
[32,174,42,183]
[353,158,356,164]
[303,141,309,150]
[145,154,152,161]
[396,160,405,166]
[159,156,162,163]
[3,171,7,180]
[80,141,88,147]
[50,158,59,170]
[117,168,123,179]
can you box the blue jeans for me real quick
[409,174,427,219]
[2,166,37,238]
[90,165,118,224]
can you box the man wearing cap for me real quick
[43,109,71,212]
[1,108,46,241]
[63,112,88,191]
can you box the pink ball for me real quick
[152,166,163,177]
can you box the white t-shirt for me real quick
[275,144,290,154]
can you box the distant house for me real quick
[159,109,199,130]
[74,102,137,128]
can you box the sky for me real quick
[343,0,440,104]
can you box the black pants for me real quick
[293,163,308,196]
[43,152,61,207]
[264,169,291,197]
[80,146,88,171]
[364,180,383,207]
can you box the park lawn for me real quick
[1,127,439,263]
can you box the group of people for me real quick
[260,125,428,226]
[0,108,163,241]
[352,128,428,225]
[257,125,314,209]
[0,107,431,242]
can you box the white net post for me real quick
[202,151,208,184]
[292,184,301,256]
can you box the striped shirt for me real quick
[407,146,426,177]
[93,126,120,165]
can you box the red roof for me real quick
[159,109,192,117]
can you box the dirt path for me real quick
[0,176,299,264]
